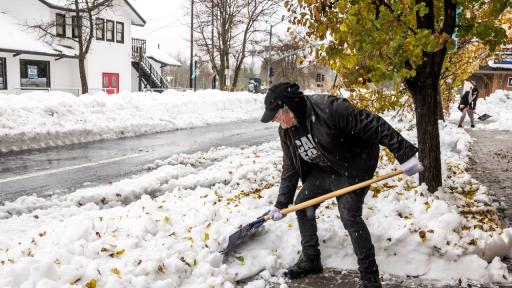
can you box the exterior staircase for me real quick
[131,38,169,91]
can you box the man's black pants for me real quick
[295,165,379,280]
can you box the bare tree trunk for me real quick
[403,0,456,193]
[74,0,88,94]
[78,56,88,93]
[407,71,442,192]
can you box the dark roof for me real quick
[475,64,512,73]
[0,48,78,58]
[38,0,146,26]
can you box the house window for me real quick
[116,22,124,43]
[106,20,115,42]
[316,73,325,82]
[96,18,105,40]
[508,77,512,87]
[56,13,66,37]
[0,58,6,90]
[20,59,50,89]
[72,16,80,38]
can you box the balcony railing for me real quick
[132,38,146,62]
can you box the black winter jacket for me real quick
[275,94,418,209]
[458,91,477,111]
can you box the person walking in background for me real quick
[458,87,479,128]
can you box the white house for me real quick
[0,0,180,95]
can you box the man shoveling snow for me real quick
[260,82,424,288]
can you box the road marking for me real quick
[0,153,143,184]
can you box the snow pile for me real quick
[0,90,264,153]
[0,116,511,287]
[449,89,512,130]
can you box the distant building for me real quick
[0,0,180,95]
[468,45,512,97]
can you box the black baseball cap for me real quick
[260,82,301,123]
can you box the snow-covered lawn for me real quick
[0,90,264,153]
[449,89,512,130]
[1,113,511,287]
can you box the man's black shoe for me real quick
[357,279,382,288]
[284,254,323,279]
[357,274,382,288]
[458,124,463,128]
[471,124,475,128]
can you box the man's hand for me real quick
[269,207,285,221]
[400,156,424,176]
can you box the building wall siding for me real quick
[492,73,512,91]
[0,52,78,94]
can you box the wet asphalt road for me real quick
[0,120,277,203]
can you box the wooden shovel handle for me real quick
[264,170,403,221]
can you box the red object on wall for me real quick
[102,73,119,94]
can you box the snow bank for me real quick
[0,90,264,153]
[0,112,510,287]
[449,89,512,130]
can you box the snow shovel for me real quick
[475,112,492,121]
[221,169,403,255]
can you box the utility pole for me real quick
[189,0,194,89]
[267,16,290,87]
[194,59,198,91]
[211,1,216,89]
[267,25,273,87]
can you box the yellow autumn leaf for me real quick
[85,279,97,288]
[183,236,194,243]
[112,267,121,277]
[164,216,170,224]
[424,202,431,210]
[203,233,209,241]
[288,223,293,229]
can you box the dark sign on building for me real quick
[495,47,512,65]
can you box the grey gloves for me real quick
[400,156,424,176]
[269,207,285,221]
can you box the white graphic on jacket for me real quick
[295,134,324,163]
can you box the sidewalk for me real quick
[467,129,512,226]
[286,269,493,288]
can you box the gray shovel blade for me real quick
[478,114,492,121]
[221,211,269,255]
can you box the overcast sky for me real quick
[130,0,290,63]
[131,0,191,59]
